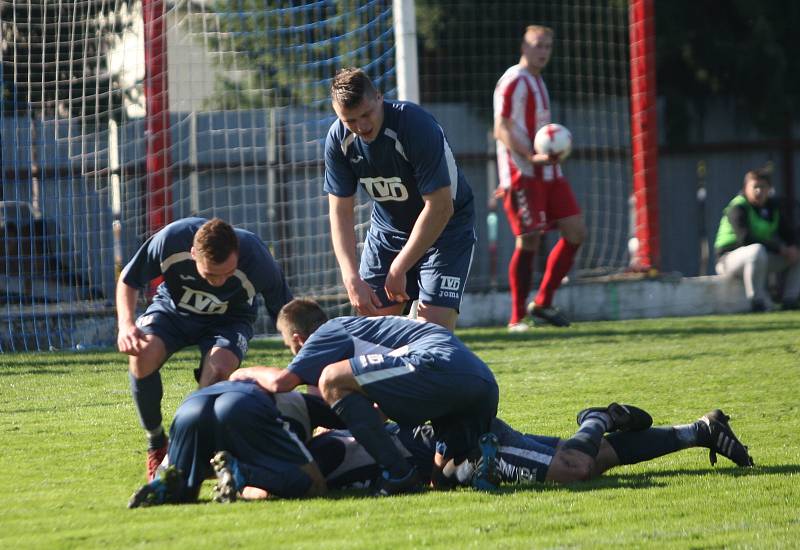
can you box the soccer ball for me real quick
[533,123,572,161]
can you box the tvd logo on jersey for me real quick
[438,275,461,298]
[360,176,409,202]
[178,286,229,314]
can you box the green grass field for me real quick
[1,312,799,549]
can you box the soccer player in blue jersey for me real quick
[127,381,342,508]
[229,298,499,496]
[116,217,292,481]
[308,407,753,492]
[325,68,476,332]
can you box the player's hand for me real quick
[117,323,146,355]
[384,266,410,304]
[530,152,560,165]
[345,277,382,316]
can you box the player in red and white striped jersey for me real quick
[493,25,587,330]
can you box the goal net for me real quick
[1,0,644,351]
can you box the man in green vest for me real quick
[714,169,800,311]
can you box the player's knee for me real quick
[318,364,353,404]
[752,244,768,265]
[548,449,595,483]
[201,351,239,385]
[564,224,587,246]
[128,355,160,379]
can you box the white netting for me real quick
[1,0,638,351]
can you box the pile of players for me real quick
[120,27,754,508]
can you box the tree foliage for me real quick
[180,0,394,110]
[0,0,136,122]
[656,0,800,142]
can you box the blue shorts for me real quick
[171,381,313,499]
[349,349,498,460]
[491,418,558,483]
[136,308,253,368]
[360,226,476,310]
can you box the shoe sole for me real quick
[702,410,754,467]
[472,433,500,492]
[211,452,238,503]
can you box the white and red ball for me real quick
[533,123,572,161]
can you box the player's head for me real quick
[331,67,384,143]
[191,218,239,287]
[276,298,329,355]
[742,169,771,207]
[521,25,553,74]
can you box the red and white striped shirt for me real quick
[493,64,562,187]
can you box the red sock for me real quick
[535,238,579,308]
[508,248,535,324]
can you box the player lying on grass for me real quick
[303,405,753,491]
[229,298,500,496]
[127,381,344,508]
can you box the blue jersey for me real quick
[286,315,495,386]
[324,100,475,237]
[121,217,292,324]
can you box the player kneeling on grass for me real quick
[229,298,500,496]
[128,381,344,508]
[305,404,753,491]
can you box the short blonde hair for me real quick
[525,25,554,39]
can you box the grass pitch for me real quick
[1,312,798,548]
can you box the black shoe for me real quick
[528,303,571,327]
[470,432,501,492]
[697,410,754,467]
[128,465,182,509]
[371,466,422,496]
[576,403,653,432]
[751,299,767,312]
[210,451,245,503]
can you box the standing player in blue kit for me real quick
[116,217,292,481]
[325,68,476,331]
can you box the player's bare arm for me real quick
[115,280,146,355]
[230,366,302,393]
[328,193,381,315]
[385,186,454,303]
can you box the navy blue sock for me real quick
[561,413,609,459]
[129,370,166,449]
[332,393,411,478]
[605,426,695,465]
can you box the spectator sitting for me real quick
[714,169,800,311]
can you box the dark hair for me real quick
[331,67,379,109]
[193,218,239,263]
[277,298,329,338]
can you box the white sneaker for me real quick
[507,322,530,333]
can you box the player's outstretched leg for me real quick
[470,432,501,491]
[577,403,653,433]
[210,450,246,503]
[128,465,182,509]
[696,409,754,467]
